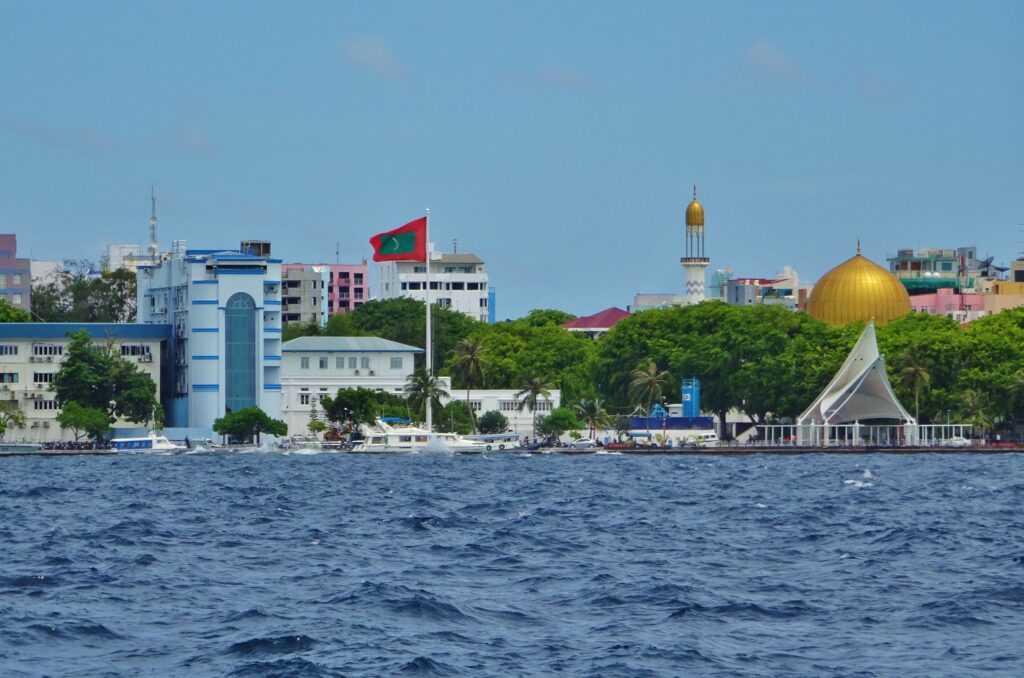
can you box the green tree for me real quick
[307,399,327,440]
[283,318,322,341]
[31,262,137,322]
[515,376,551,436]
[895,346,932,423]
[575,397,611,439]
[321,387,407,426]
[535,407,582,441]
[476,410,509,434]
[0,401,26,437]
[0,298,30,322]
[56,401,114,441]
[957,389,994,437]
[52,330,160,425]
[404,368,449,424]
[630,361,669,419]
[436,400,474,435]
[450,336,488,432]
[213,407,288,444]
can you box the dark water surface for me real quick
[1,451,1022,677]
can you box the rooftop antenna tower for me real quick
[453,238,458,254]
[148,186,159,263]
[336,242,340,264]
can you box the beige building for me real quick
[0,323,168,443]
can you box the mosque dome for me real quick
[685,187,704,228]
[806,248,911,326]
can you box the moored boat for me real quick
[111,433,187,453]
[354,419,489,453]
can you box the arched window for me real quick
[224,293,257,413]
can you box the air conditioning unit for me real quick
[29,356,38,363]
[46,356,53,362]
[369,370,375,376]
[1,385,7,390]
[42,421,49,428]
[30,422,38,428]
[354,370,360,375]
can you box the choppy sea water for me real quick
[1,451,1022,677]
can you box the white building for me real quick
[0,323,168,443]
[377,251,489,322]
[279,336,423,434]
[136,240,282,432]
[447,389,561,437]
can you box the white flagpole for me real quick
[424,208,433,432]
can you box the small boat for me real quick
[111,433,187,453]
[353,419,490,454]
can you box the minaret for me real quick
[680,185,709,304]
[149,186,159,263]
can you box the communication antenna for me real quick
[336,241,340,264]
[149,186,159,263]
[453,238,458,254]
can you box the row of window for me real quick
[0,273,25,286]
[498,400,553,412]
[34,400,59,410]
[33,345,63,356]
[1,293,24,305]
[121,345,152,357]
[299,356,403,370]
[401,281,485,291]
[0,345,16,356]
[409,266,477,275]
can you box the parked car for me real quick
[569,438,598,449]
[941,435,972,448]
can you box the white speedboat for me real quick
[111,433,187,453]
[354,419,490,454]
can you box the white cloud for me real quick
[342,37,408,80]
[745,38,805,83]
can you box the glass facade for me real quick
[225,293,257,413]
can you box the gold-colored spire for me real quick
[685,185,704,227]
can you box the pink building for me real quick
[280,261,368,324]
[909,287,986,322]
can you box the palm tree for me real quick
[631,361,670,433]
[404,368,449,426]
[958,388,993,437]
[896,347,932,423]
[515,376,551,437]
[575,398,611,439]
[450,336,488,433]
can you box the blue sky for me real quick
[1,1,1021,318]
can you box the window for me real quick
[500,400,519,412]
[469,400,482,411]
[413,266,426,273]
[360,357,370,369]
[354,274,363,285]
[299,394,310,405]
[0,345,17,356]
[224,293,257,413]
[348,357,357,369]
[401,283,408,291]
[0,373,17,383]
[407,282,421,291]
[451,282,465,290]
[35,400,59,411]
[389,356,403,370]
[467,283,480,290]
[11,294,21,306]
[354,290,363,299]
[121,345,151,357]
[319,357,328,369]
[12,274,22,285]
[301,357,310,369]
[336,357,344,369]
[33,372,55,383]
[480,298,488,308]
[33,345,64,356]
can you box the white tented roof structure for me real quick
[797,320,914,427]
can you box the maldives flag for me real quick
[369,217,427,262]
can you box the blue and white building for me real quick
[136,240,282,431]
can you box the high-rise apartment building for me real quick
[377,252,489,322]
[0,234,32,312]
[280,261,368,325]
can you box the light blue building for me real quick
[136,240,282,432]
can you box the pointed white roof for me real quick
[797,321,915,425]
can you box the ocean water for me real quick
[1,451,1022,677]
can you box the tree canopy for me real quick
[213,407,287,444]
[31,262,137,323]
[0,298,30,323]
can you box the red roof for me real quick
[562,307,631,330]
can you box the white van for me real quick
[686,431,719,448]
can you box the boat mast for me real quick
[424,208,433,432]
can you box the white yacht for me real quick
[354,419,490,454]
[111,433,187,453]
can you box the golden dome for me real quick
[806,248,911,326]
[685,186,704,227]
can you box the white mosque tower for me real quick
[680,185,708,304]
